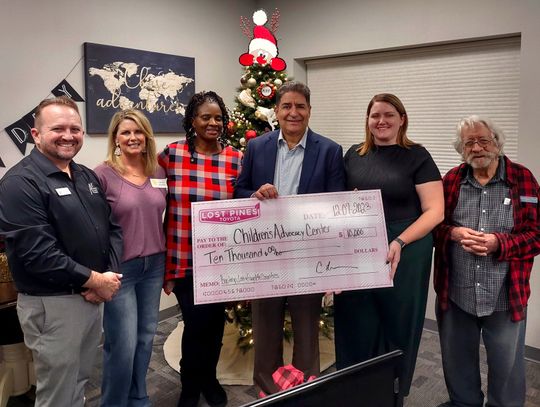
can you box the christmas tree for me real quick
[227,9,289,152]
[225,9,334,353]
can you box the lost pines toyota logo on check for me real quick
[199,203,260,224]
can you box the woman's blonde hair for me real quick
[105,109,158,176]
[357,93,415,156]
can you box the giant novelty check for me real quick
[191,190,392,304]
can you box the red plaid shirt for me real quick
[159,141,242,281]
[434,156,540,322]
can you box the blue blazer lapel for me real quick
[298,129,320,194]
[263,132,279,184]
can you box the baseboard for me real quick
[158,305,179,322]
[423,318,438,332]
[526,345,540,363]
[424,317,540,363]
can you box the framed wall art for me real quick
[84,42,195,133]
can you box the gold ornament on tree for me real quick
[240,75,248,88]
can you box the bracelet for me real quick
[393,237,406,249]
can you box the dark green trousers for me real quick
[334,218,433,403]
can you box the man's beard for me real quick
[465,150,498,169]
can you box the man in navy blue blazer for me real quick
[235,81,346,396]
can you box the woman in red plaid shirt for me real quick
[159,91,242,407]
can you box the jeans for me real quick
[101,252,165,407]
[437,300,526,407]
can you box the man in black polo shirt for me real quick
[0,96,123,407]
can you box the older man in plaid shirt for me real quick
[434,115,540,407]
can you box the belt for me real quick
[20,288,84,296]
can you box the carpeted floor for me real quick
[7,312,540,406]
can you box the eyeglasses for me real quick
[463,137,495,149]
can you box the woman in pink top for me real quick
[94,109,167,407]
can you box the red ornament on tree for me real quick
[245,129,257,140]
[227,121,236,135]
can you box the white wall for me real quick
[0,0,253,174]
[258,0,540,348]
[0,0,254,309]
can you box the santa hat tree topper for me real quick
[239,9,286,71]
[227,8,290,153]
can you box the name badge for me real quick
[150,178,168,189]
[503,197,511,205]
[520,195,538,204]
[55,187,71,196]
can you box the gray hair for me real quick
[276,81,311,106]
[453,115,505,156]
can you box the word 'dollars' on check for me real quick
[191,190,392,304]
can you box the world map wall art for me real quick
[84,43,195,133]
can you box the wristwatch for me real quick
[394,237,407,249]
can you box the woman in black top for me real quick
[334,93,444,405]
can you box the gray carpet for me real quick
[8,313,540,406]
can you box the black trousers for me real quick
[334,219,433,405]
[173,276,225,393]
